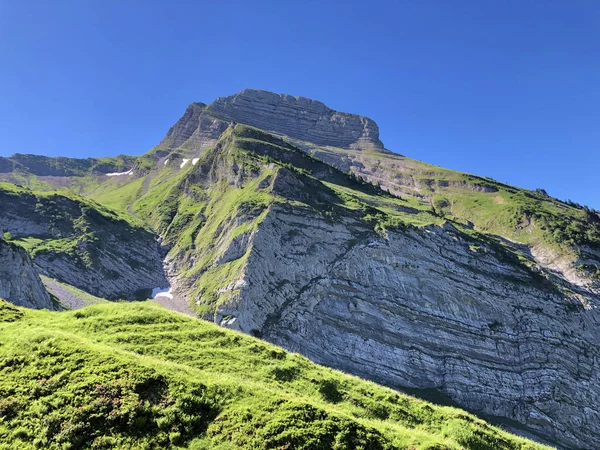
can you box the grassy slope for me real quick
[0,300,549,450]
[64,124,582,313]
[0,155,137,196]
[0,182,149,264]
[0,182,146,230]
[312,146,600,254]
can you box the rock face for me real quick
[158,103,229,151]
[0,186,167,300]
[157,90,384,153]
[205,89,384,151]
[215,204,599,449]
[0,239,54,310]
[146,122,599,449]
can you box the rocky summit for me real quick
[0,89,598,449]
[157,89,384,153]
[207,89,385,151]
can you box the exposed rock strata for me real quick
[204,89,384,151]
[215,204,599,449]
[0,239,54,310]
[158,103,229,151]
[0,188,167,300]
[158,90,384,153]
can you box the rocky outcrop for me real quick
[158,90,385,152]
[158,103,229,151]
[213,204,599,449]
[0,239,54,310]
[205,89,384,151]
[0,186,167,300]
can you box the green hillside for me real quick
[0,182,167,301]
[0,299,548,450]
[307,145,600,279]
[4,120,599,286]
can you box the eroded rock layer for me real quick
[0,187,167,300]
[218,204,599,449]
[206,89,384,151]
[0,239,54,310]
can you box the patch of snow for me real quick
[164,159,169,165]
[105,169,133,177]
[180,159,190,168]
[151,287,173,299]
[192,158,200,166]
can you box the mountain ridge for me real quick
[157,89,385,154]
[0,89,598,448]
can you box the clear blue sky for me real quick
[0,1,598,208]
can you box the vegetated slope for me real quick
[0,300,548,450]
[301,143,600,290]
[0,183,167,300]
[0,239,55,310]
[0,153,137,194]
[0,90,598,448]
[59,123,600,448]
[0,154,136,177]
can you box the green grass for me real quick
[315,147,600,258]
[0,300,550,450]
[0,154,137,195]
[90,176,146,211]
[0,182,146,230]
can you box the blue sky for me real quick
[0,1,598,208]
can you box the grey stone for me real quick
[0,239,54,310]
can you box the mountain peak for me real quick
[158,90,386,152]
[206,89,384,151]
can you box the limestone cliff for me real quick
[140,124,599,448]
[156,89,385,153]
[207,89,384,151]
[157,102,229,151]
[0,239,55,310]
[219,205,598,449]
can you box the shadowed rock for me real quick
[0,239,55,310]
